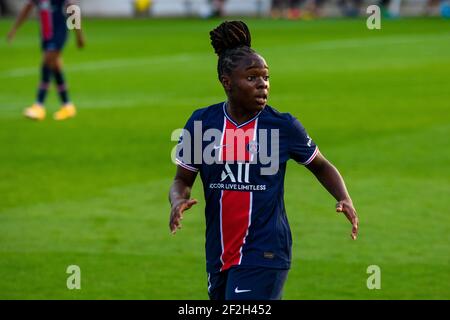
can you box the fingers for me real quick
[170,216,182,234]
[336,200,359,240]
[351,215,359,240]
[185,199,198,209]
[342,210,358,240]
[170,206,184,234]
[169,199,198,234]
[347,211,358,240]
[7,29,16,42]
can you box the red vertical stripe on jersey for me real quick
[39,0,53,41]
[220,117,257,271]
[220,191,251,271]
[222,118,255,162]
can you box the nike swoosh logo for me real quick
[213,144,228,150]
[234,287,251,294]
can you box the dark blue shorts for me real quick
[41,32,68,51]
[207,266,289,300]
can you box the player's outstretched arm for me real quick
[305,151,359,240]
[74,28,85,49]
[7,1,34,43]
[168,166,198,234]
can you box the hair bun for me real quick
[210,21,252,56]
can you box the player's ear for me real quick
[221,75,231,92]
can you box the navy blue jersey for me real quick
[31,0,71,42]
[175,102,318,273]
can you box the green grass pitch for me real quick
[0,17,449,299]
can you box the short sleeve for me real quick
[288,116,319,165]
[175,112,201,173]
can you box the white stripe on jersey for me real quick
[175,158,199,172]
[301,146,319,165]
[238,192,253,265]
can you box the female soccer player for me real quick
[7,0,84,121]
[169,21,359,300]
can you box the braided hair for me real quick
[209,21,257,80]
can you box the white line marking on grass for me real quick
[0,53,206,79]
[261,33,450,53]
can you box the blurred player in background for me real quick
[337,0,363,17]
[210,0,226,17]
[134,0,152,17]
[0,0,10,16]
[271,0,325,19]
[271,0,302,19]
[7,0,85,121]
[303,0,326,19]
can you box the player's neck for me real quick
[226,101,258,125]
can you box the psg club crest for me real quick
[247,141,259,154]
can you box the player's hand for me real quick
[336,199,359,240]
[76,35,85,49]
[169,198,198,234]
[6,29,16,43]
